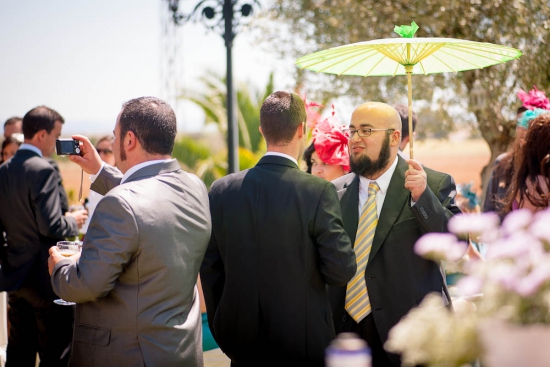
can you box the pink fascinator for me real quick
[517,85,550,110]
[312,105,350,171]
[304,94,323,130]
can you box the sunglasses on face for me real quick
[96,148,113,154]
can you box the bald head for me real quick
[348,102,402,179]
[351,102,402,131]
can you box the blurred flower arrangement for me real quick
[385,207,550,367]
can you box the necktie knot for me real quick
[368,181,379,196]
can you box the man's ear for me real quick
[125,131,138,151]
[391,130,401,146]
[35,129,47,143]
[296,122,306,139]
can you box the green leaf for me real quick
[394,21,419,38]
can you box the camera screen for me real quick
[60,140,75,153]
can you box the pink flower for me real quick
[448,212,500,236]
[456,276,484,297]
[531,209,550,244]
[487,263,524,291]
[485,233,538,261]
[500,209,533,236]
[514,259,550,297]
[414,233,468,262]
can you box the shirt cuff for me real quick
[90,162,105,183]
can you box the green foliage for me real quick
[180,70,274,153]
[172,136,224,188]
[172,136,210,169]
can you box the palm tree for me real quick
[180,70,274,154]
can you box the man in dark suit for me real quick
[0,106,88,366]
[201,91,356,367]
[329,102,461,367]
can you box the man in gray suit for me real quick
[48,97,211,367]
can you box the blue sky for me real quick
[0,0,291,136]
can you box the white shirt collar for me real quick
[358,155,399,195]
[120,159,173,184]
[264,152,298,166]
[19,143,43,157]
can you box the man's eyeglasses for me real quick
[96,148,113,155]
[344,127,395,138]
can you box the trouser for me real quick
[6,286,74,367]
[349,313,397,367]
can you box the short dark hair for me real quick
[22,106,64,140]
[4,116,22,129]
[260,91,306,145]
[393,104,417,140]
[302,143,316,173]
[119,97,177,155]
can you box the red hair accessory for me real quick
[312,105,350,171]
[517,85,550,110]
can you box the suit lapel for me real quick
[369,157,410,262]
[339,175,360,246]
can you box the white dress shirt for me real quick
[358,156,399,217]
[264,151,298,166]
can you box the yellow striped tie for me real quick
[345,181,379,323]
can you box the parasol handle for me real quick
[406,67,414,159]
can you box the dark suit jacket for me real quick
[201,155,356,367]
[0,149,77,298]
[329,156,461,366]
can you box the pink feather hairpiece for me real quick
[517,85,550,110]
[312,104,350,171]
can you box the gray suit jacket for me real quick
[51,160,211,367]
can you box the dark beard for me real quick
[350,133,391,178]
[119,137,126,162]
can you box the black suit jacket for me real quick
[329,156,461,366]
[0,149,77,298]
[201,155,356,367]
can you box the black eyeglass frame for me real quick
[344,127,396,138]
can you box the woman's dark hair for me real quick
[302,143,316,173]
[504,114,550,212]
[1,135,22,163]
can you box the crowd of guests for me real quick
[0,86,548,367]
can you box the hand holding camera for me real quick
[58,135,104,175]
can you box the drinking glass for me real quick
[53,240,82,306]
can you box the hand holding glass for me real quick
[54,241,82,306]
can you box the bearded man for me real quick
[328,102,462,367]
